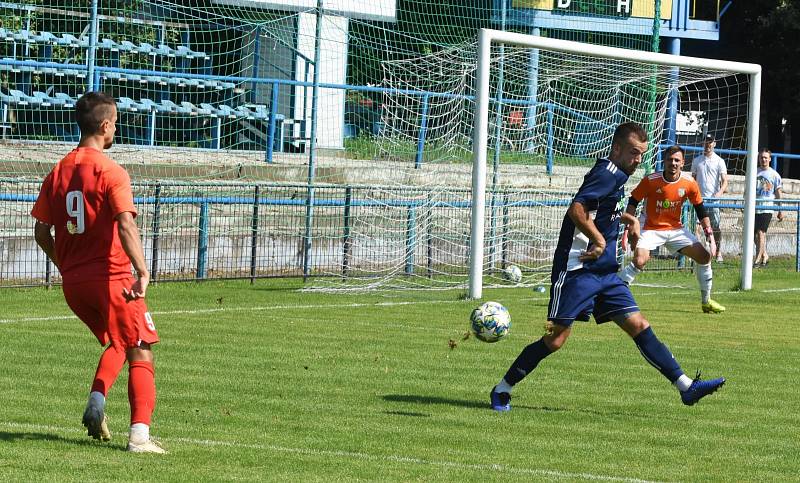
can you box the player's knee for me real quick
[617,312,649,337]
[543,321,570,351]
[126,344,154,363]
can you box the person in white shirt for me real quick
[691,134,729,262]
[754,148,783,267]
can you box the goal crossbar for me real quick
[469,28,762,298]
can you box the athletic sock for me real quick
[619,262,641,285]
[129,422,150,443]
[128,360,156,426]
[495,378,513,394]
[632,327,684,383]
[674,374,694,392]
[90,345,126,396]
[502,338,553,387]
[696,263,713,304]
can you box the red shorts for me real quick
[62,277,159,350]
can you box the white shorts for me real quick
[636,227,700,254]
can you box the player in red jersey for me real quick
[31,91,165,453]
[619,145,726,314]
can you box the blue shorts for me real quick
[548,269,639,327]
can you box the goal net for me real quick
[467,29,761,297]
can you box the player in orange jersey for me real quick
[31,91,165,453]
[619,145,726,313]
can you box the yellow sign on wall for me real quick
[511,0,672,20]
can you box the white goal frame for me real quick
[469,28,762,299]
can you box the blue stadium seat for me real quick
[176,45,210,60]
[33,31,58,44]
[32,91,54,106]
[119,40,137,52]
[137,98,160,112]
[98,38,118,51]
[155,44,177,57]
[57,33,89,48]
[137,42,157,56]
[116,96,140,112]
[12,30,33,43]
[54,93,75,107]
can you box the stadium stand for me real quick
[0,14,283,151]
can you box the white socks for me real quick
[130,423,150,443]
[674,374,693,392]
[495,378,513,394]
[696,263,713,304]
[619,262,641,284]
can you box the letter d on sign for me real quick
[557,0,571,8]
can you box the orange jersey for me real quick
[31,147,137,283]
[630,172,702,231]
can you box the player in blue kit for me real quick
[490,122,725,411]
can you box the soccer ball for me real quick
[470,301,511,343]
[503,264,523,283]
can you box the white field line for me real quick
[0,421,665,483]
[762,287,800,293]
[0,300,465,325]
[1,284,789,325]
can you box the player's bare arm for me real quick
[620,207,641,250]
[716,172,729,198]
[567,201,606,261]
[776,187,784,221]
[33,221,59,268]
[117,211,149,300]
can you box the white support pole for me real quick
[468,29,492,300]
[740,70,762,290]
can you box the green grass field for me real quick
[1,267,799,481]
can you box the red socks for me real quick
[90,345,126,395]
[128,360,156,425]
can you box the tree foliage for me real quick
[715,0,800,152]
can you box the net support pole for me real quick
[86,0,99,92]
[302,0,323,281]
[468,29,492,299]
[740,70,762,290]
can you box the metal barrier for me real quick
[2,179,797,287]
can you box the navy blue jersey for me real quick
[552,158,629,275]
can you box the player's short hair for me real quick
[612,122,648,148]
[663,145,685,160]
[759,147,772,156]
[75,91,117,135]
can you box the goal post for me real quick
[469,28,762,299]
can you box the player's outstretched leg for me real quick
[631,324,725,405]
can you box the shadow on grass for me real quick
[382,394,559,412]
[0,431,124,451]
[382,394,649,419]
[382,410,431,418]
